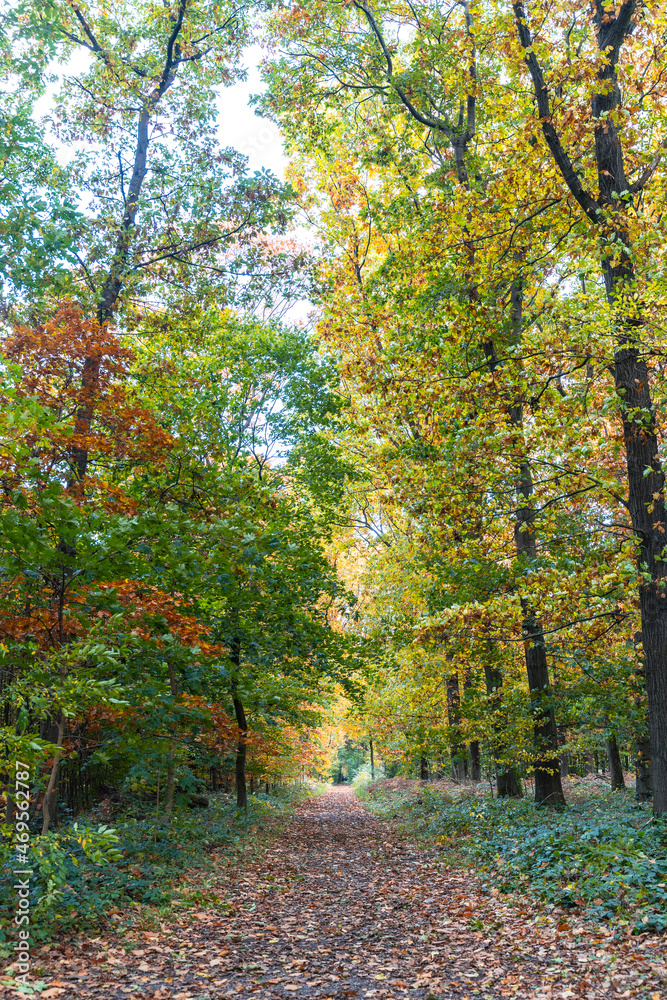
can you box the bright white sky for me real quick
[218,46,288,179]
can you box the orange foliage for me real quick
[3,303,173,486]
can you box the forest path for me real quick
[34,788,664,1000]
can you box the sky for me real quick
[217,46,288,179]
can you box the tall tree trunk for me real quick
[447,673,466,781]
[514,0,667,816]
[605,734,625,791]
[370,738,375,781]
[420,756,428,781]
[163,664,178,822]
[41,712,66,835]
[67,11,186,485]
[230,635,247,810]
[507,280,565,808]
[483,658,523,798]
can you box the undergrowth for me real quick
[357,781,667,934]
[0,785,311,949]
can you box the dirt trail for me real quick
[22,788,666,1000]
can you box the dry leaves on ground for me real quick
[4,788,665,1000]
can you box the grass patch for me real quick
[357,779,667,933]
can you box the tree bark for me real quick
[520,601,566,807]
[635,736,653,801]
[41,712,66,835]
[513,0,667,816]
[447,673,466,781]
[483,659,523,798]
[469,741,481,782]
[420,756,429,781]
[605,734,625,791]
[370,738,375,781]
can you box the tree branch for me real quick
[512,1,600,223]
[630,139,667,193]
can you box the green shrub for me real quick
[0,786,307,945]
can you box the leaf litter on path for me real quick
[8,788,665,1000]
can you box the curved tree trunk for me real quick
[41,712,66,835]
[230,635,247,810]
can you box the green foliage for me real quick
[0,786,308,945]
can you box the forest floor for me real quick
[4,787,667,1000]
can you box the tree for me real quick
[511,0,667,814]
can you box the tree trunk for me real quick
[447,673,466,781]
[469,741,481,782]
[635,736,652,802]
[606,734,625,791]
[558,726,570,778]
[164,663,178,822]
[521,602,566,807]
[497,767,523,799]
[229,633,248,809]
[234,701,247,809]
[420,756,428,781]
[370,739,375,781]
[483,658,523,798]
[506,280,565,809]
[41,712,66,835]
